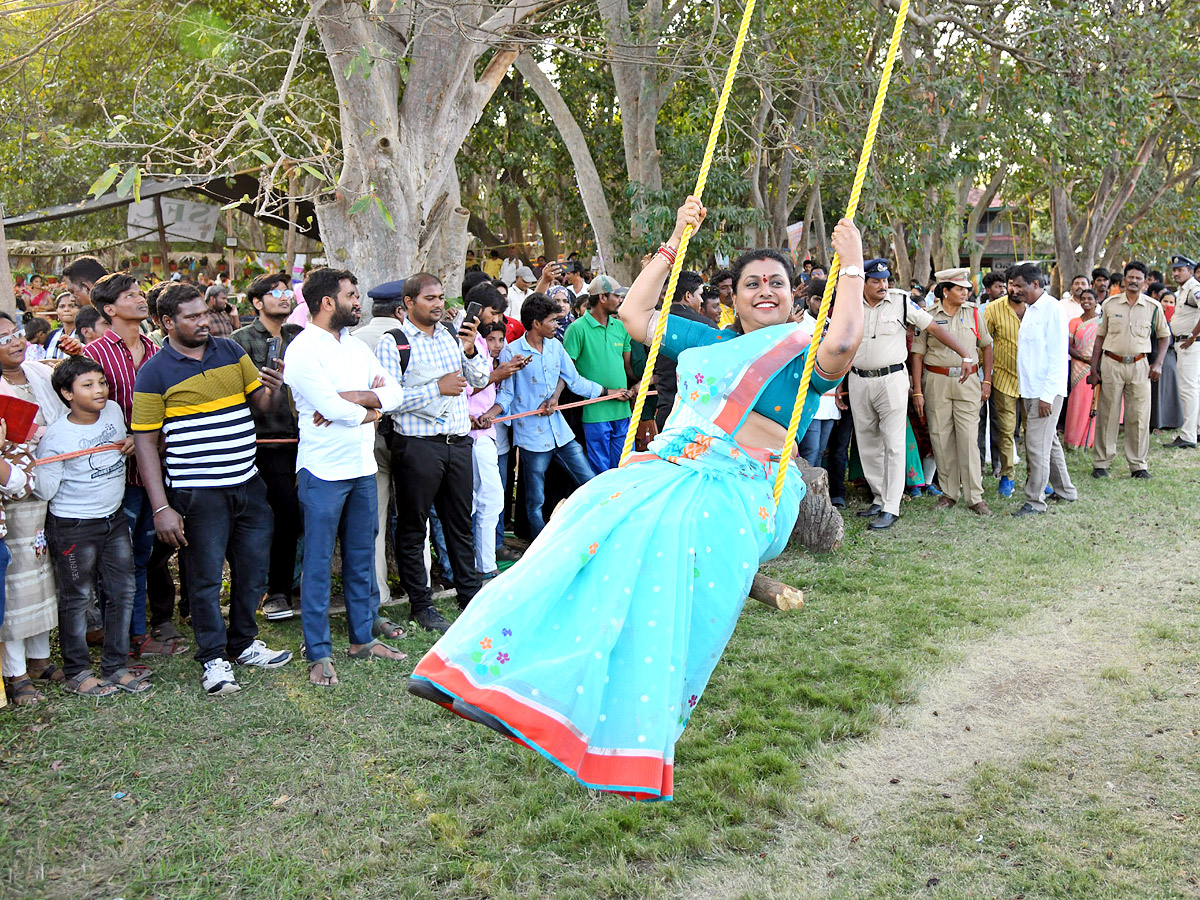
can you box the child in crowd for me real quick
[23,318,52,361]
[75,305,109,345]
[35,356,150,698]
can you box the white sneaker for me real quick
[202,658,241,696]
[235,639,293,669]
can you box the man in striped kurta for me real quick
[132,283,293,697]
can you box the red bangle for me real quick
[657,244,677,266]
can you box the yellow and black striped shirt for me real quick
[982,296,1021,398]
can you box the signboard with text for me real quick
[126,197,221,243]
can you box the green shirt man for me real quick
[563,276,634,471]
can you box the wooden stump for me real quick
[787,458,844,554]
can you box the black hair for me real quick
[61,256,108,286]
[1009,262,1044,287]
[806,278,828,302]
[465,282,507,315]
[1091,266,1110,280]
[1148,269,1164,283]
[0,311,15,326]
[157,283,204,320]
[479,321,507,339]
[712,268,733,286]
[489,250,501,259]
[372,298,404,319]
[90,272,140,323]
[76,306,104,333]
[51,354,106,406]
[401,273,441,308]
[1123,260,1148,277]
[673,271,704,306]
[247,272,290,306]
[24,317,51,341]
[302,267,358,315]
[701,285,720,301]
[1071,273,1090,283]
[520,292,559,330]
[982,271,1006,290]
[145,282,170,320]
[1147,281,1167,298]
[729,249,795,294]
[462,269,491,300]
[1080,288,1098,302]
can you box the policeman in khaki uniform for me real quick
[1087,260,1170,478]
[849,259,974,530]
[911,268,995,515]
[1166,254,1200,449]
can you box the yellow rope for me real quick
[620,0,759,465]
[771,0,911,505]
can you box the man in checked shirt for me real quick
[375,274,490,634]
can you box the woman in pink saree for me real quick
[1064,288,1100,449]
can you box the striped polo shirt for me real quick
[131,337,263,488]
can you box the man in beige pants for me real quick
[849,259,974,530]
[1166,254,1200,449]
[1088,261,1169,478]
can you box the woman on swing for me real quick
[410,197,866,800]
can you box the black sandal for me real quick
[106,667,154,694]
[4,675,45,706]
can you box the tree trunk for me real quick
[0,206,15,316]
[511,53,623,277]
[312,0,526,312]
[889,215,913,288]
[787,458,844,554]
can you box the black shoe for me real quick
[868,511,898,530]
[856,503,883,518]
[1164,437,1197,449]
[496,545,523,562]
[1046,492,1076,503]
[1012,502,1043,517]
[451,697,517,740]
[412,607,451,633]
[1131,469,1152,479]
[1091,468,1108,478]
[831,497,846,509]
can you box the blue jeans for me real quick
[171,478,272,665]
[799,418,836,468]
[47,512,134,678]
[582,418,630,473]
[429,505,454,582]
[122,485,156,638]
[521,440,596,537]
[0,537,10,627]
[297,471,377,661]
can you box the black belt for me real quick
[1173,333,1195,342]
[851,363,906,378]
[410,433,470,445]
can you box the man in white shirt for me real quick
[1166,254,1200,448]
[506,266,536,323]
[1010,262,1077,516]
[283,267,407,687]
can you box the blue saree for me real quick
[411,322,838,800]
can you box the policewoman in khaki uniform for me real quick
[912,268,995,515]
[849,259,974,530]
[1088,260,1169,477]
[1166,254,1200,449]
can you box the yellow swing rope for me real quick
[620,0,759,465]
[772,0,911,505]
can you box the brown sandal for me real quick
[27,660,66,684]
[130,634,189,657]
[4,675,45,706]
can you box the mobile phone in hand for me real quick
[464,301,483,323]
[265,336,282,369]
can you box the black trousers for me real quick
[978,394,1001,471]
[147,538,186,627]
[256,443,303,598]
[391,434,481,613]
[826,404,855,502]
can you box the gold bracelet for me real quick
[983,380,991,384]
[912,393,923,397]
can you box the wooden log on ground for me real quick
[749,573,803,611]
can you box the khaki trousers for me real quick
[992,389,1019,478]
[924,372,984,506]
[1093,356,1151,471]
[1176,341,1200,444]
[1022,396,1076,511]
[849,369,909,515]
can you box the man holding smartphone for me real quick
[376,273,491,633]
[231,274,304,621]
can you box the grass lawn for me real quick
[2,441,1197,900]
